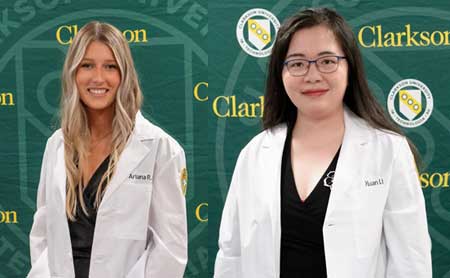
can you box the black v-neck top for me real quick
[68,155,110,278]
[280,127,340,278]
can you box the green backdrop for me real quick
[1,0,450,277]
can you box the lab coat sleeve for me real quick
[383,137,432,277]
[28,140,51,277]
[214,151,244,278]
[142,147,188,277]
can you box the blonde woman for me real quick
[27,22,187,278]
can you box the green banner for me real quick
[1,0,450,277]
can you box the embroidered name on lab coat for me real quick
[129,173,152,181]
[364,177,384,187]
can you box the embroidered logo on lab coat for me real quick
[323,170,335,188]
[181,168,188,196]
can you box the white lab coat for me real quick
[214,107,432,278]
[28,111,188,278]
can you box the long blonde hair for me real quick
[60,21,143,220]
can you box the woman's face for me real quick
[282,24,348,119]
[76,40,121,116]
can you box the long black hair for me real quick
[262,7,420,164]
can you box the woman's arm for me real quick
[144,146,188,276]
[383,136,432,277]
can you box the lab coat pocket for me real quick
[114,183,152,240]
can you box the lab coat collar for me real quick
[260,106,374,275]
[261,106,375,200]
[326,107,373,213]
[96,111,153,204]
[55,110,154,206]
[133,110,158,140]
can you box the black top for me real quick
[280,127,340,278]
[68,156,110,278]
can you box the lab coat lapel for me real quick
[260,109,372,275]
[261,124,287,276]
[54,134,149,207]
[101,132,150,204]
[326,108,370,215]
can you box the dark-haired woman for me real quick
[214,8,431,278]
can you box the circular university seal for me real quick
[387,79,433,128]
[236,8,280,58]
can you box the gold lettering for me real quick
[260,96,264,117]
[249,102,258,117]
[237,102,249,117]
[383,32,397,47]
[121,29,148,43]
[420,173,429,188]
[212,96,230,117]
[123,30,134,42]
[249,97,264,118]
[0,211,18,223]
[431,31,444,45]
[405,24,411,46]
[405,24,420,47]
[376,25,383,48]
[0,92,14,106]
[56,25,147,45]
[56,24,76,45]
[420,31,431,46]
[443,172,450,187]
[193,82,208,101]
[358,25,376,48]
[230,96,238,117]
[195,203,208,222]
[421,172,450,188]
[395,32,406,47]
[445,31,450,46]
[133,29,148,43]
[359,24,450,48]
[212,95,265,118]
[430,173,443,188]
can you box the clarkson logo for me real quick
[387,79,433,128]
[236,8,280,58]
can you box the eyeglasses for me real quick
[283,55,346,76]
